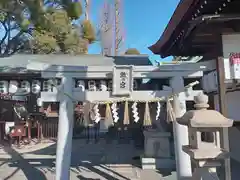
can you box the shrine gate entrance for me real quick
[26,55,212,180]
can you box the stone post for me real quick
[56,75,74,180]
[170,76,192,179]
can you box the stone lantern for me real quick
[178,93,233,179]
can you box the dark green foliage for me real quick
[0,0,95,56]
[82,20,96,44]
[125,48,140,55]
[66,2,83,20]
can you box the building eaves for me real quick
[149,0,196,55]
[0,54,151,69]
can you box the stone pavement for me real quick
[0,139,177,180]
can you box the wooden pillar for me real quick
[216,57,231,180]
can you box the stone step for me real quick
[141,156,176,170]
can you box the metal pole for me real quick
[55,76,74,180]
[170,76,192,179]
[216,57,231,180]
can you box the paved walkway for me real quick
[0,139,176,180]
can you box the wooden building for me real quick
[0,54,179,144]
[149,0,240,59]
[149,0,240,179]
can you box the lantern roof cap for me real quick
[178,93,233,128]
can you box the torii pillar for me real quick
[170,76,192,179]
[55,75,74,180]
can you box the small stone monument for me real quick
[178,93,233,180]
[141,103,174,170]
[142,130,173,169]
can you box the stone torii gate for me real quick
[26,56,213,180]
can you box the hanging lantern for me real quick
[20,80,30,94]
[43,80,52,92]
[31,80,41,94]
[9,81,18,94]
[100,80,107,91]
[76,80,85,92]
[0,81,8,94]
[88,80,97,91]
[50,79,61,92]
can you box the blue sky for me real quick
[0,0,180,62]
[88,0,180,62]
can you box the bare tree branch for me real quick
[3,31,24,55]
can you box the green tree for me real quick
[0,0,96,56]
[124,48,140,55]
[0,0,28,56]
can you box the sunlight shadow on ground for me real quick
[2,146,48,180]
[0,139,172,180]
[0,140,137,179]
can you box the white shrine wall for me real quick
[214,91,240,122]
[222,34,240,58]
[201,34,240,86]
[201,47,240,163]
[202,63,240,163]
[222,34,240,80]
[214,91,240,163]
